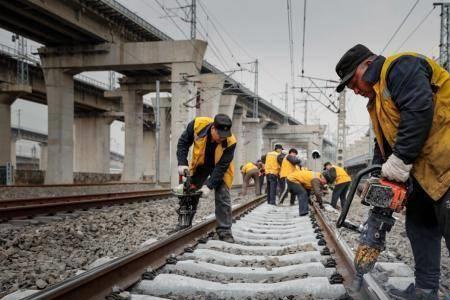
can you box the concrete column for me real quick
[219,94,237,118]
[122,87,144,181]
[171,62,199,188]
[0,95,13,166]
[232,108,245,185]
[43,69,74,184]
[39,143,48,171]
[10,138,16,168]
[243,118,263,164]
[143,128,156,178]
[74,117,112,173]
[196,73,226,117]
[151,97,171,183]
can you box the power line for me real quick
[300,0,307,77]
[381,0,420,54]
[395,7,436,52]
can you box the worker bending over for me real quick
[282,167,309,216]
[240,162,261,196]
[264,144,283,205]
[279,148,301,205]
[256,159,265,195]
[177,114,236,243]
[335,44,450,299]
[286,169,326,209]
[323,162,351,209]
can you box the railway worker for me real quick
[282,166,310,216]
[240,162,261,196]
[264,144,283,205]
[277,149,287,197]
[286,168,327,209]
[335,44,450,300]
[256,158,266,195]
[323,162,351,209]
[279,148,301,205]
[177,114,236,243]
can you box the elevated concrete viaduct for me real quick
[0,0,331,187]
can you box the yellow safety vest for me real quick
[280,156,298,178]
[333,165,351,185]
[368,52,450,200]
[265,151,281,175]
[242,162,257,174]
[287,169,320,190]
[189,117,236,188]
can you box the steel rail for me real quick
[0,189,171,219]
[21,194,266,300]
[310,202,390,300]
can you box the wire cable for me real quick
[300,0,307,77]
[394,7,436,52]
[381,0,420,54]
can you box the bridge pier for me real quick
[0,84,32,169]
[151,97,171,184]
[196,73,225,117]
[42,69,75,184]
[143,127,156,180]
[74,116,113,173]
[121,86,144,181]
[243,118,264,164]
[219,95,237,118]
[39,143,47,171]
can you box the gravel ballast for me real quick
[0,190,251,297]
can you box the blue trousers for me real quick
[287,180,309,215]
[405,178,450,290]
[266,174,278,205]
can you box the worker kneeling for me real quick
[240,162,261,196]
[177,114,236,243]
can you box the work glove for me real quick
[199,185,212,198]
[178,165,189,176]
[381,154,412,182]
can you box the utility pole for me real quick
[253,59,259,118]
[190,0,197,39]
[435,2,450,71]
[284,83,289,123]
[108,71,116,90]
[155,80,161,184]
[336,90,346,167]
[13,34,28,85]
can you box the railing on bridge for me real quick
[0,42,111,91]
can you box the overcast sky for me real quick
[1,0,442,153]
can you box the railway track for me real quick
[0,189,171,220]
[11,195,393,300]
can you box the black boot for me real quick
[389,283,438,300]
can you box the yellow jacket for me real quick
[242,162,257,174]
[280,156,298,178]
[368,52,450,200]
[189,117,236,188]
[333,165,351,185]
[287,169,321,190]
[265,151,281,175]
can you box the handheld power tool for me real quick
[336,165,408,290]
[172,170,202,231]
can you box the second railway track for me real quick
[14,195,392,300]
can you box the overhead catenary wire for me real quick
[394,7,436,52]
[381,0,420,54]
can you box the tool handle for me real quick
[336,165,381,228]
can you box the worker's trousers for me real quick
[286,180,309,216]
[278,177,286,197]
[242,169,261,196]
[279,179,295,205]
[330,182,350,209]
[259,174,265,194]
[214,182,232,235]
[266,174,278,205]
[405,178,450,290]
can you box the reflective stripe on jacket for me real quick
[189,117,236,188]
[368,52,450,200]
